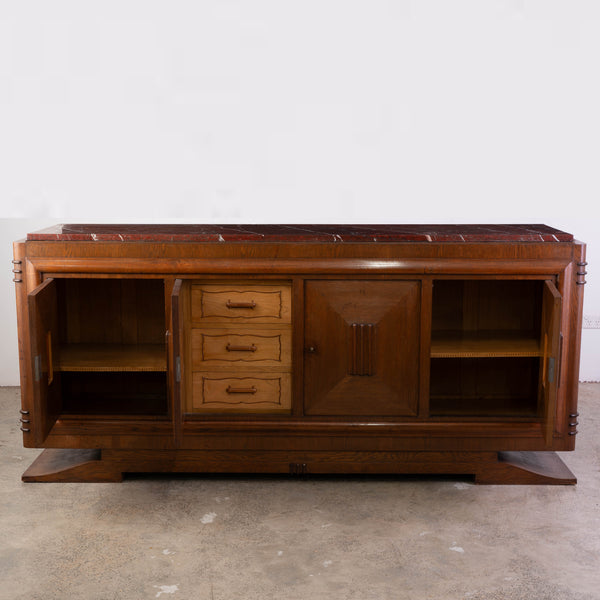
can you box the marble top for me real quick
[26,224,573,243]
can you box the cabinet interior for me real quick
[55,278,168,416]
[430,280,544,417]
[44,276,552,421]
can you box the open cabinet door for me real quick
[28,278,61,445]
[171,279,185,446]
[541,280,562,446]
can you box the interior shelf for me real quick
[58,344,167,372]
[430,331,541,358]
[429,396,540,418]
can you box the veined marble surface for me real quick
[26,224,573,243]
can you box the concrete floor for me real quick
[1,386,599,600]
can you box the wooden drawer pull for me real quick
[226,385,258,394]
[226,300,256,309]
[226,343,258,352]
[46,331,53,385]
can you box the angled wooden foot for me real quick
[22,449,124,482]
[474,451,576,485]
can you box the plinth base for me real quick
[22,449,576,484]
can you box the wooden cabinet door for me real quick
[171,279,185,446]
[304,280,420,416]
[28,278,61,445]
[541,280,562,445]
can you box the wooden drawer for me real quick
[191,284,291,324]
[191,328,291,371]
[191,372,292,413]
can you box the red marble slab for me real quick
[26,224,574,243]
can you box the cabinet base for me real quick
[22,449,576,484]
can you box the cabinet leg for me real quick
[474,451,576,485]
[22,449,124,482]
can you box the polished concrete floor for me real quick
[1,385,599,600]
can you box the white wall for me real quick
[1,1,599,384]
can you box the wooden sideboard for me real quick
[13,224,586,483]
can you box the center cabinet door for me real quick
[304,280,420,416]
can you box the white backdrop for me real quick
[1,1,598,384]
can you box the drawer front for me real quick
[191,328,291,370]
[192,373,292,413]
[191,284,291,324]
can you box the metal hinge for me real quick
[547,357,555,385]
[576,261,588,286]
[34,355,42,382]
[12,259,22,283]
[175,356,181,383]
[19,408,31,432]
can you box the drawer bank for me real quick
[13,224,586,483]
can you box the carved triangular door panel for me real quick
[304,280,420,416]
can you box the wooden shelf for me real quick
[430,331,541,358]
[58,344,167,372]
[429,396,539,418]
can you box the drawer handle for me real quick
[46,331,54,385]
[226,343,258,352]
[226,385,258,394]
[226,300,256,309]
